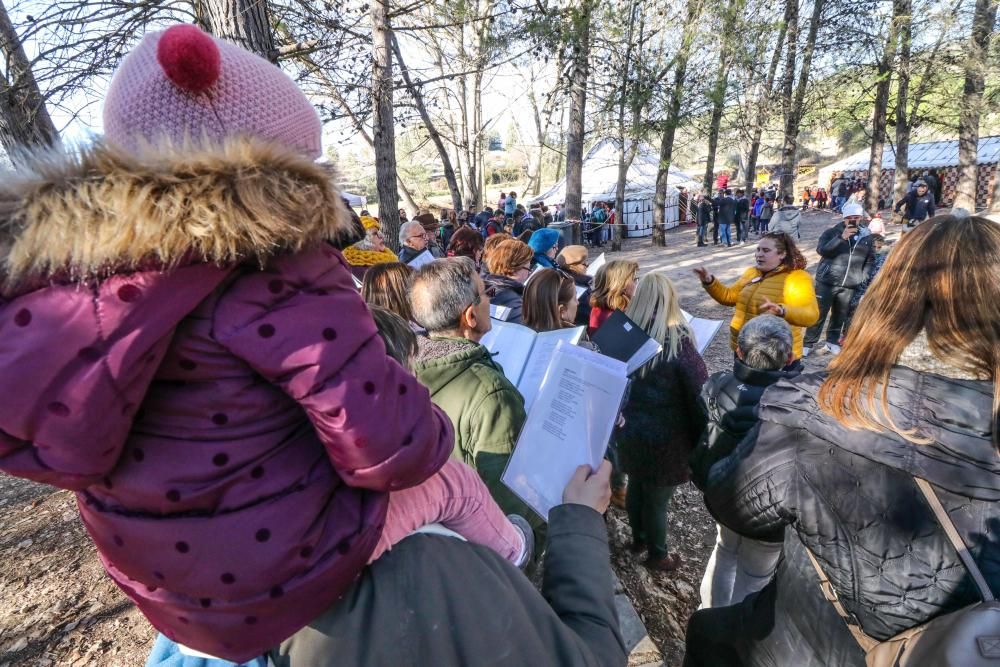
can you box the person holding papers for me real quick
[588,260,639,336]
[410,258,544,547]
[398,220,430,264]
[522,269,589,339]
[556,245,594,327]
[694,232,818,361]
[527,227,561,269]
[483,239,535,325]
[618,273,708,572]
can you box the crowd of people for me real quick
[0,24,996,667]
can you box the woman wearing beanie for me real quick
[556,245,593,327]
[342,216,398,280]
[527,227,561,269]
[0,25,531,663]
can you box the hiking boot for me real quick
[643,553,682,572]
[629,540,647,554]
[610,487,627,509]
[508,514,534,569]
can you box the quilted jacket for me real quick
[703,266,819,359]
[702,366,999,667]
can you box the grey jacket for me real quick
[270,504,628,667]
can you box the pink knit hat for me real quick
[103,25,322,158]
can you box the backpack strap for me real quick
[913,477,995,602]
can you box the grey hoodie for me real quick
[769,206,801,237]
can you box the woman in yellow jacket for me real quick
[694,232,819,359]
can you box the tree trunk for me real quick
[702,0,741,194]
[390,34,462,212]
[777,0,799,198]
[744,22,788,193]
[371,0,401,248]
[778,0,825,200]
[866,10,900,215]
[892,0,912,214]
[652,0,703,246]
[612,0,641,252]
[953,0,997,211]
[0,0,58,158]
[564,1,593,225]
[199,0,276,61]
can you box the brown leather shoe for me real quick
[643,553,682,572]
[610,487,627,509]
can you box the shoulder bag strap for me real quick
[803,547,880,651]
[913,477,995,602]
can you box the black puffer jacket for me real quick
[702,367,1000,667]
[689,359,800,490]
[814,223,876,288]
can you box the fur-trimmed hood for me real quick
[0,139,357,294]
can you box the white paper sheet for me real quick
[352,275,363,289]
[626,337,663,375]
[681,309,724,355]
[518,327,585,411]
[480,320,538,384]
[574,284,588,299]
[502,342,628,521]
[406,250,436,269]
[490,304,513,321]
[586,253,606,277]
[480,321,583,405]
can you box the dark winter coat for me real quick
[716,195,737,225]
[269,504,626,667]
[483,274,526,325]
[689,359,800,490]
[399,245,424,264]
[701,366,1000,667]
[735,196,750,223]
[697,200,714,226]
[893,189,936,221]
[617,336,708,486]
[814,223,876,288]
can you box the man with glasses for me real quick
[398,220,429,264]
[410,258,542,550]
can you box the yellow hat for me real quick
[360,215,380,232]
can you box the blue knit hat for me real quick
[528,228,560,254]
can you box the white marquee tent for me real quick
[531,139,702,237]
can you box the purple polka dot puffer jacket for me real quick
[0,140,454,662]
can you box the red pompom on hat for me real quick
[104,24,322,157]
[156,24,221,93]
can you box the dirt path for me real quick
[0,207,857,667]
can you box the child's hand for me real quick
[562,461,612,514]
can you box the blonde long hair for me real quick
[818,214,999,450]
[625,272,694,375]
[590,259,638,311]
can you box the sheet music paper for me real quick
[681,310,724,355]
[502,342,628,520]
[480,321,584,409]
[490,304,513,321]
